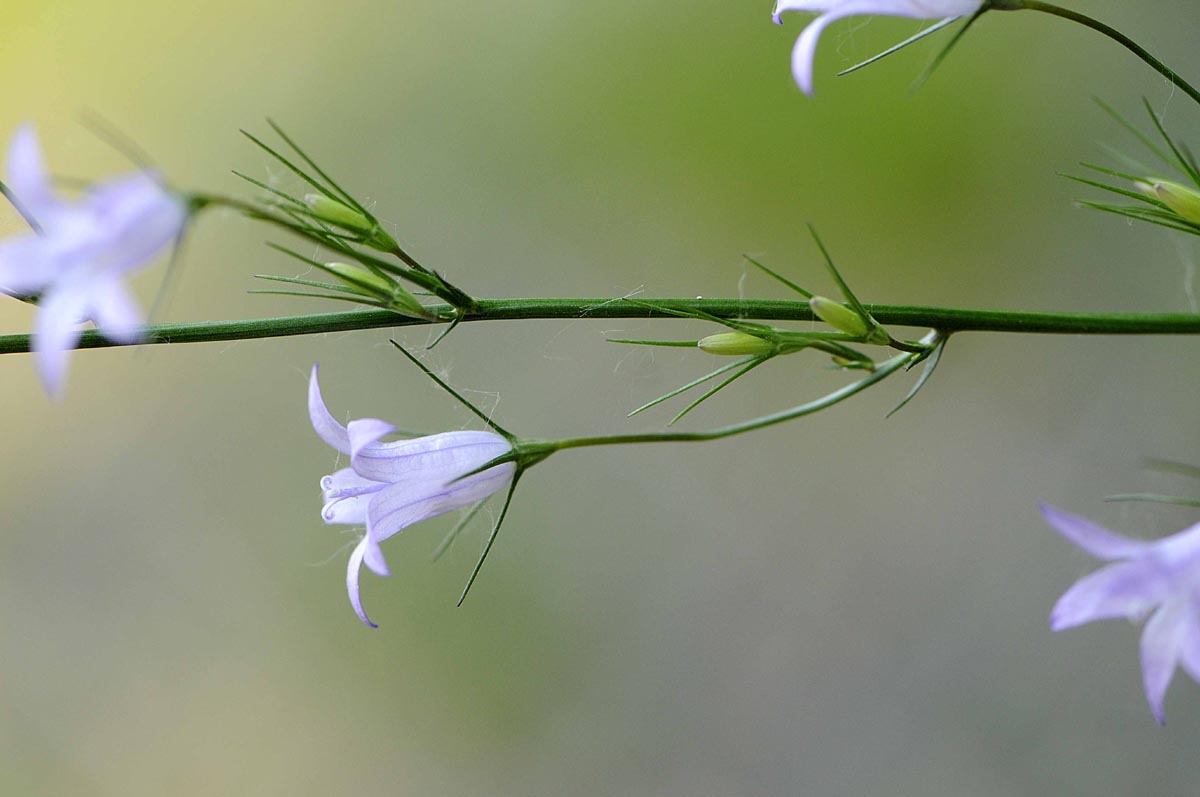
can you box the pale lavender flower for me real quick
[309,364,515,627]
[0,125,186,397]
[772,0,984,95]
[1043,504,1200,724]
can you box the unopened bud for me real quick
[323,262,431,319]
[305,194,399,251]
[306,194,372,230]
[697,331,774,356]
[324,262,394,295]
[809,296,870,337]
[1137,179,1200,225]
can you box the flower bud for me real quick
[1137,180,1200,225]
[304,194,399,251]
[697,331,774,356]
[305,194,371,230]
[324,261,393,295]
[809,296,870,337]
[323,262,432,319]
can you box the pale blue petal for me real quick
[322,468,386,524]
[1177,605,1200,684]
[346,537,378,628]
[352,430,511,485]
[32,285,88,398]
[321,467,383,500]
[308,365,351,454]
[87,177,185,278]
[1050,560,1167,631]
[347,418,398,459]
[772,0,837,25]
[780,0,982,92]
[5,124,62,226]
[366,462,515,543]
[323,493,372,525]
[1144,522,1200,571]
[0,235,55,296]
[1140,599,1188,725]
[363,538,390,577]
[1041,504,1151,561]
[89,277,144,344]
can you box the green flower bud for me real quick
[809,296,870,337]
[305,194,372,230]
[324,262,394,295]
[323,262,432,319]
[697,331,774,356]
[304,194,400,251]
[1137,180,1200,225]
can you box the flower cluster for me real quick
[1044,505,1200,724]
[0,126,186,396]
[308,365,516,627]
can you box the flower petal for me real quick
[308,364,351,454]
[322,467,387,525]
[347,418,399,458]
[5,124,61,226]
[367,461,515,544]
[1140,599,1188,725]
[362,538,390,577]
[772,0,838,24]
[1040,504,1151,561]
[1177,604,1200,683]
[1050,560,1167,631]
[779,0,983,93]
[351,430,512,485]
[89,277,145,345]
[1144,521,1200,570]
[346,537,379,628]
[0,235,59,297]
[32,285,88,398]
[84,175,185,278]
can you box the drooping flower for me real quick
[0,125,186,397]
[772,0,985,95]
[309,364,516,627]
[1043,504,1200,724]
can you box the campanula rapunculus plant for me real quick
[772,0,984,94]
[309,365,516,627]
[0,125,186,397]
[1043,504,1200,724]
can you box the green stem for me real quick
[546,347,918,449]
[1009,1,1200,108]
[1,297,1199,355]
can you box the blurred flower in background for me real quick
[1044,504,1200,725]
[0,124,185,397]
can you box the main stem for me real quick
[1,297,1198,355]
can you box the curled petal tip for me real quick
[308,363,352,454]
[347,539,380,629]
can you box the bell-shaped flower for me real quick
[309,364,516,627]
[772,0,985,95]
[1043,504,1200,724]
[0,125,186,397]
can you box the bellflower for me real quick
[309,365,516,627]
[1043,504,1200,724]
[0,125,186,397]
[772,0,985,95]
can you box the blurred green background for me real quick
[1,1,1199,793]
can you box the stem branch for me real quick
[1013,1,1200,107]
